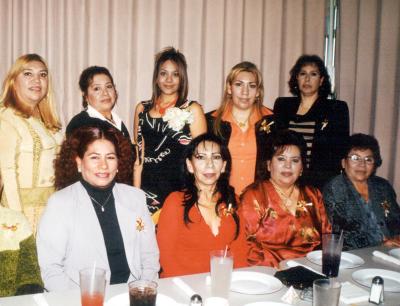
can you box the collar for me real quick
[86,105,123,130]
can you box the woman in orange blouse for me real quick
[157,134,248,277]
[206,62,275,195]
[241,129,331,267]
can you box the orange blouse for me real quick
[241,180,331,268]
[222,107,272,194]
[157,191,249,278]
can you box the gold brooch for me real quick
[381,200,390,217]
[259,120,274,133]
[1,223,19,232]
[135,218,145,232]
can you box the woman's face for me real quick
[296,64,324,97]
[342,148,375,184]
[186,141,227,191]
[14,60,48,107]
[228,71,259,111]
[157,60,180,97]
[85,74,117,116]
[267,145,303,188]
[76,139,118,188]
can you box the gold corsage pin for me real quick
[321,119,329,130]
[380,200,390,217]
[259,120,274,133]
[135,218,145,232]
[224,203,234,216]
[1,223,19,232]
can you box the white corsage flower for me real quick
[163,107,194,132]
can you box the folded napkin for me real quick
[281,286,300,305]
[172,277,196,297]
[33,294,50,306]
[339,281,369,304]
[286,260,325,276]
[373,250,400,266]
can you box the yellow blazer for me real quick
[0,106,63,233]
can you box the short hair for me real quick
[151,46,188,107]
[0,53,61,131]
[288,54,332,98]
[79,66,116,109]
[54,126,132,190]
[255,129,307,182]
[344,133,382,169]
[212,61,265,138]
[181,133,240,239]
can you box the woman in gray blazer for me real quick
[36,126,159,291]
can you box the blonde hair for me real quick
[0,53,61,131]
[213,61,264,138]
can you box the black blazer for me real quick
[273,96,350,189]
[205,109,276,184]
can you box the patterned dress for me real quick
[137,101,193,217]
[241,180,331,267]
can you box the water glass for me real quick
[210,250,233,298]
[313,278,341,306]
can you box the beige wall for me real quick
[1,0,399,191]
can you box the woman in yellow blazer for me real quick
[0,54,63,233]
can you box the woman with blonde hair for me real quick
[206,61,275,195]
[0,54,63,233]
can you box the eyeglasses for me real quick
[347,154,375,165]
[297,71,321,80]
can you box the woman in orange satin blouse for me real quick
[241,130,331,267]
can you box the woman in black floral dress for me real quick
[133,47,206,223]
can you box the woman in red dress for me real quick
[241,129,331,267]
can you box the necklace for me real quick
[156,98,177,115]
[89,193,112,212]
[231,111,251,128]
[270,179,296,209]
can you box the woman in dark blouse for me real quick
[323,133,400,250]
[273,55,349,190]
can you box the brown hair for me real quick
[0,53,61,131]
[212,61,264,138]
[54,126,133,190]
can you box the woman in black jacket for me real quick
[273,55,349,190]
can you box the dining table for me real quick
[0,245,399,306]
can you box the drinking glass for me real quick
[128,280,157,306]
[322,233,343,278]
[313,278,341,306]
[210,250,233,298]
[80,267,106,306]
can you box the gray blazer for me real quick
[36,182,159,291]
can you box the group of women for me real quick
[0,49,399,297]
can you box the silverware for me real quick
[189,294,203,305]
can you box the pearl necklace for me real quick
[89,193,112,212]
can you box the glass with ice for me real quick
[210,249,233,298]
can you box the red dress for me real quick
[241,180,331,267]
[157,191,249,278]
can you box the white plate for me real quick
[244,303,291,306]
[106,293,177,306]
[389,248,400,259]
[352,269,400,292]
[306,250,365,269]
[230,271,282,295]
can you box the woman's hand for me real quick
[383,236,400,247]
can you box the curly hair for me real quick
[255,129,307,184]
[151,46,188,107]
[344,133,382,169]
[54,126,133,190]
[288,54,332,99]
[213,61,265,139]
[181,133,240,239]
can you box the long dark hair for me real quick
[182,133,240,238]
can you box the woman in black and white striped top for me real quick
[273,54,349,190]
